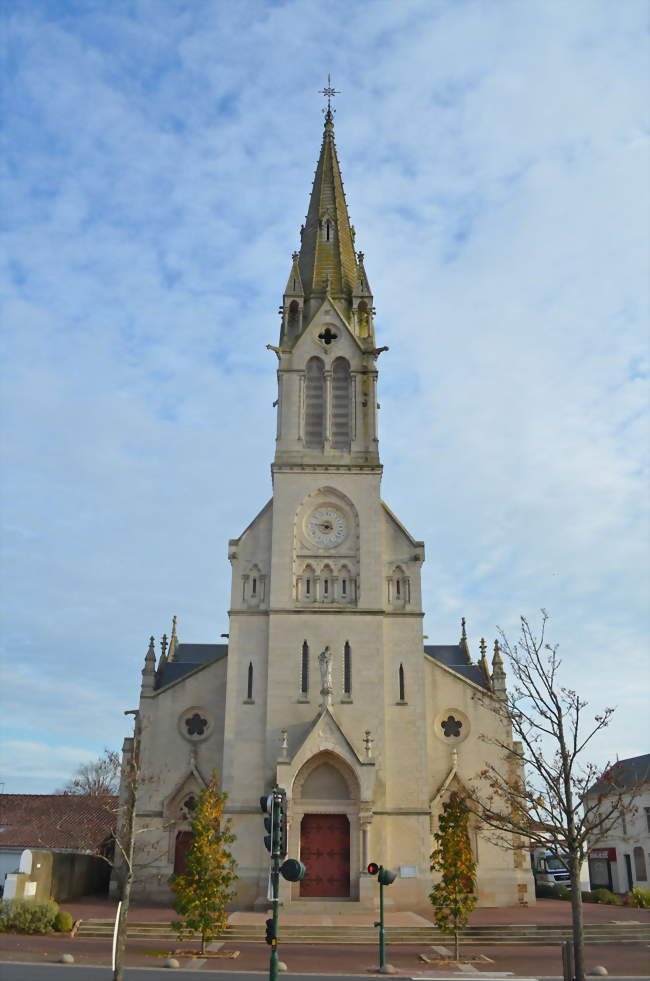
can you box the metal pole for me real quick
[269,851,279,981]
[378,874,385,970]
[562,939,574,981]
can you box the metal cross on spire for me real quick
[319,74,339,116]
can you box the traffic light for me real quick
[265,917,276,946]
[280,858,306,882]
[275,788,288,861]
[260,788,288,860]
[378,866,397,885]
[260,793,274,853]
[367,861,396,885]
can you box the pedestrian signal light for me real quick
[367,862,396,885]
[280,858,306,882]
[264,917,276,946]
[378,867,397,886]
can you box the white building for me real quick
[586,754,650,893]
[118,107,534,910]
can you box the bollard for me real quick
[562,939,574,981]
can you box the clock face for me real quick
[306,507,347,548]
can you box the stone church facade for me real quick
[119,108,534,909]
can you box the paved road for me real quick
[2,963,650,981]
[2,964,650,981]
[0,967,370,980]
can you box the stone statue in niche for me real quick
[318,646,333,704]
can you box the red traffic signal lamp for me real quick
[367,861,396,885]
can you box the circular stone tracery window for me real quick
[178,706,213,743]
[434,708,469,744]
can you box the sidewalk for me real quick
[1,898,649,976]
[57,894,650,925]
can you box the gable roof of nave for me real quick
[155,643,227,692]
[424,644,490,691]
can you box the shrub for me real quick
[628,887,650,909]
[0,899,59,933]
[53,910,73,933]
[592,887,621,905]
[552,884,570,900]
[535,882,570,900]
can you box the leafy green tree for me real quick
[170,773,238,954]
[429,792,477,961]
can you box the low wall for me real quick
[2,849,110,903]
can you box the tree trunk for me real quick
[113,758,137,981]
[454,925,459,962]
[113,870,132,981]
[570,855,585,981]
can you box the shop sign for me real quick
[590,847,616,861]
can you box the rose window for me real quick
[441,715,463,738]
[185,712,208,737]
[183,795,197,813]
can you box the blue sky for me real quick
[1,0,648,793]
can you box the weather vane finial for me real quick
[319,73,339,118]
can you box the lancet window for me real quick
[343,641,352,696]
[331,358,351,451]
[300,641,309,696]
[304,358,325,448]
[388,565,410,607]
[398,663,406,702]
[287,300,301,339]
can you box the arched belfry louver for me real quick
[331,357,351,451]
[304,357,325,448]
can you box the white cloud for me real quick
[1,741,97,786]
[1,0,648,791]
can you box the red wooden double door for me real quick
[299,813,350,897]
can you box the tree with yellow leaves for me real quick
[170,773,238,954]
[429,791,476,961]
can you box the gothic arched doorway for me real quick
[292,753,359,900]
[300,813,350,897]
[174,831,194,874]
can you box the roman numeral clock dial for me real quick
[306,507,347,548]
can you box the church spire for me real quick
[280,95,374,342]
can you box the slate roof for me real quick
[586,753,650,796]
[155,643,227,690]
[0,794,117,851]
[424,644,490,689]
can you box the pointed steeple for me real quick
[141,635,156,695]
[459,616,472,664]
[491,639,507,700]
[284,109,373,337]
[478,637,490,685]
[168,615,178,661]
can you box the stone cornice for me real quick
[272,463,382,474]
[228,608,424,618]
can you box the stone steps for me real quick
[75,919,650,944]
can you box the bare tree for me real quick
[469,611,638,981]
[110,735,138,981]
[57,748,121,796]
